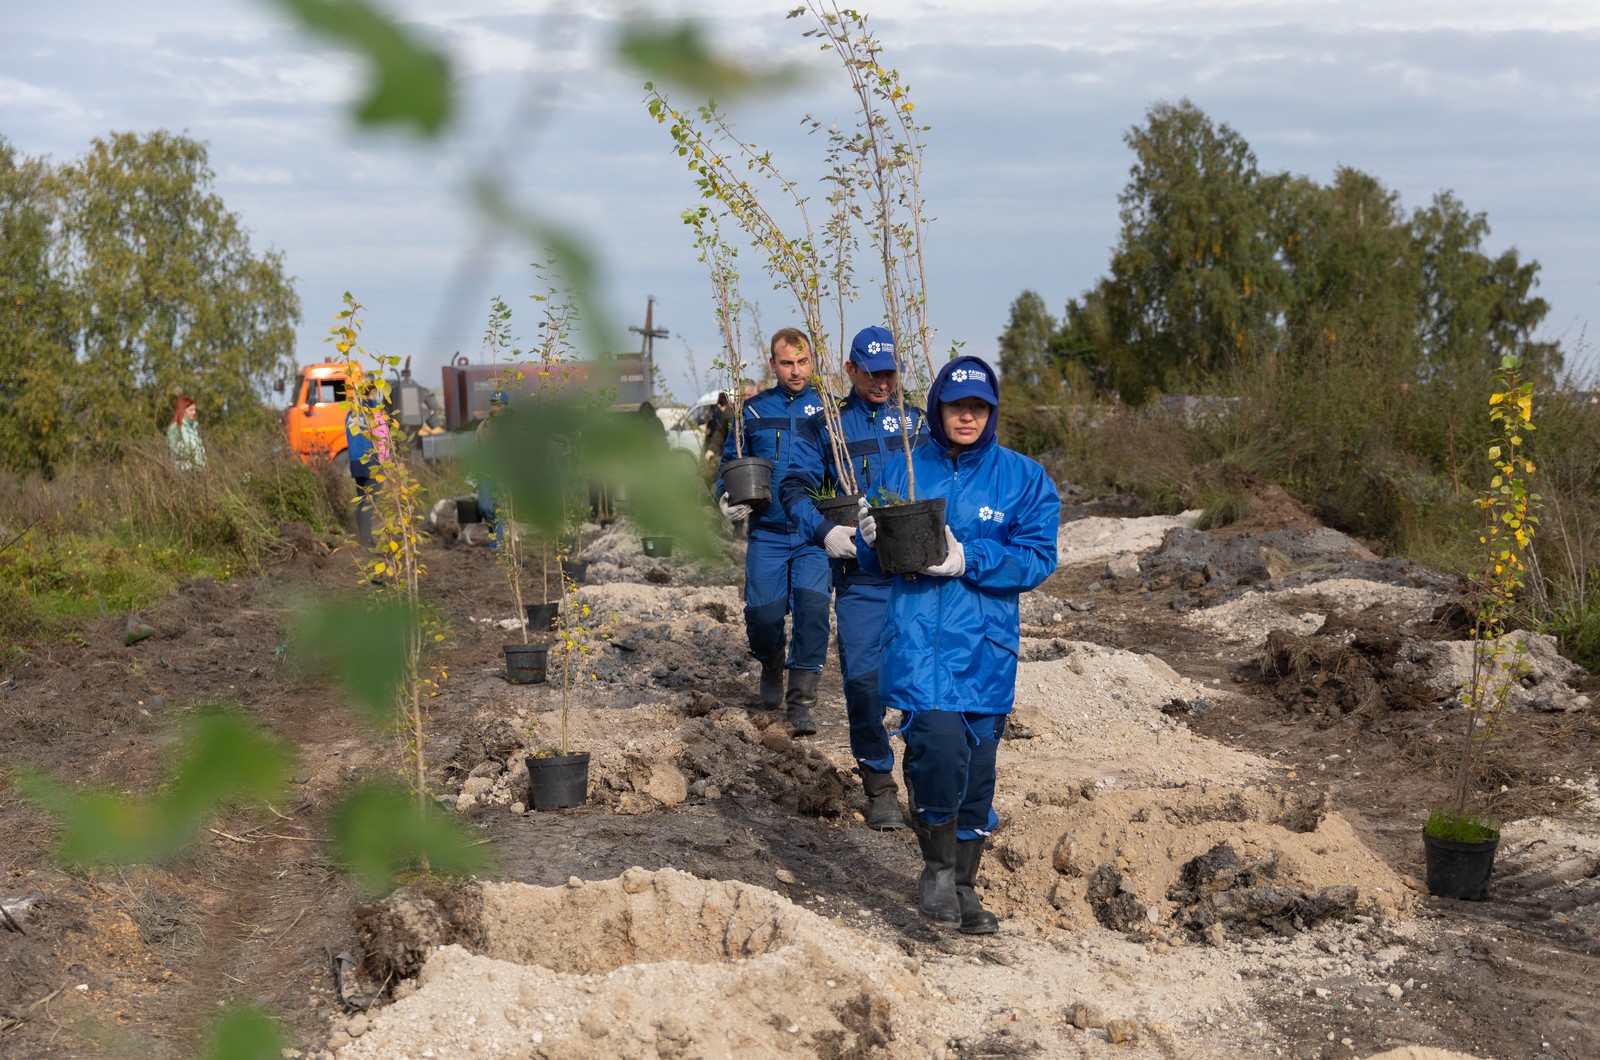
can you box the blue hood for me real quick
[926,355,1000,452]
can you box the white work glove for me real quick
[919,527,966,577]
[719,493,752,522]
[824,523,857,560]
[856,496,877,546]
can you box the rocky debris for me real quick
[441,718,525,781]
[1058,511,1201,568]
[1143,527,1377,588]
[1166,843,1359,942]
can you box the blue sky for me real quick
[6,0,1598,403]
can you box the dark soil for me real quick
[3,498,1599,1059]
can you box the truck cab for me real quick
[285,362,350,463]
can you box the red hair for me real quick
[172,395,196,426]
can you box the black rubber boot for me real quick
[911,817,961,928]
[757,656,784,712]
[859,765,906,830]
[954,838,999,935]
[785,669,819,736]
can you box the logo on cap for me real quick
[865,340,894,355]
[949,368,988,384]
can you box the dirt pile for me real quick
[337,868,941,1059]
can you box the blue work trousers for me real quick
[835,576,893,770]
[901,711,1006,841]
[744,527,830,672]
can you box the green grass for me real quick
[0,428,470,664]
[1424,808,1499,844]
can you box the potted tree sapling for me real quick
[478,297,550,684]
[525,563,614,810]
[1422,354,1541,900]
[815,6,946,571]
[685,205,772,510]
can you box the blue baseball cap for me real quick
[937,361,998,405]
[848,326,899,373]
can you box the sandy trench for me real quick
[324,512,1536,1060]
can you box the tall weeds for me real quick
[0,428,420,653]
[1008,329,1600,667]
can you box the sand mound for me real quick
[337,868,942,1059]
[983,650,1415,938]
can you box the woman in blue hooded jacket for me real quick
[855,354,1059,933]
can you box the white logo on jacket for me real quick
[804,404,821,417]
[881,415,900,433]
[977,505,1006,523]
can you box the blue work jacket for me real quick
[715,384,824,534]
[856,434,1061,715]
[780,392,928,550]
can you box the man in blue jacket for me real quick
[780,325,926,825]
[716,328,830,731]
[856,354,1060,934]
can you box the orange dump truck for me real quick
[284,361,352,463]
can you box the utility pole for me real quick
[629,296,668,401]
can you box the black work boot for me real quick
[954,838,1000,935]
[785,669,819,736]
[757,656,784,712]
[910,816,961,928]
[859,765,906,830]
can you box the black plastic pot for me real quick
[815,493,863,528]
[1423,827,1499,900]
[561,561,589,586]
[456,496,481,524]
[870,497,948,574]
[502,643,549,684]
[720,456,774,511]
[524,602,560,632]
[527,751,590,810]
[641,536,673,558]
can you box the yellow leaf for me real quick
[373,562,387,574]
[1489,393,1505,405]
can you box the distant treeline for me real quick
[0,131,300,475]
[999,99,1561,409]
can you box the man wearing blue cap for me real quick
[779,325,926,821]
[715,328,831,727]
[855,354,1060,934]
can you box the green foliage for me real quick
[15,710,291,866]
[1423,807,1499,844]
[997,290,1059,397]
[1045,100,1558,405]
[1193,491,1252,532]
[617,21,800,97]
[1101,100,1279,401]
[201,1004,287,1060]
[333,782,494,894]
[268,0,452,135]
[1546,583,1600,674]
[1444,355,1541,817]
[293,595,417,724]
[0,133,300,473]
